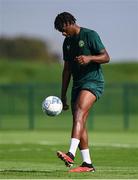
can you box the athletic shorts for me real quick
[71,81,104,104]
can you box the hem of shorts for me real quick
[81,88,99,101]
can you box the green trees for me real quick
[0,36,58,62]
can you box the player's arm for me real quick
[76,31,110,64]
[89,48,110,63]
[76,49,110,64]
[61,61,71,110]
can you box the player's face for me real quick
[61,24,74,37]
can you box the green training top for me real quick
[63,27,105,86]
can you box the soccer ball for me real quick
[42,96,63,116]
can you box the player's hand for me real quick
[61,97,69,111]
[63,103,69,111]
[75,55,91,65]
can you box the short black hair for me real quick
[54,12,76,32]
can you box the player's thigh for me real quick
[75,90,96,114]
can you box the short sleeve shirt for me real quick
[63,27,105,86]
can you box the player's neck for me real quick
[74,24,80,35]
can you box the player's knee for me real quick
[75,103,86,114]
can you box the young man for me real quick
[54,12,110,172]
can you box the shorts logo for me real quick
[79,40,85,47]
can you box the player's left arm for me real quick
[76,49,110,64]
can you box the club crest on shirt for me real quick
[79,40,85,47]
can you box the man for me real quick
[54,12,110,172]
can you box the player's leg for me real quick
[57,90,96,169]
[71,90,96,140]
[79,113,93,165]
[68,90,96,172]
[79,113,89,149]
[56,87,78,167]
[67,90,95,157]
[68,90,95,157]
[78,127,95,170]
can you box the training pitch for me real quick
[0,130,138,179]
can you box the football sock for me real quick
[80,149,92,164]
[68,138,80,157]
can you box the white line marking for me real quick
[0,141,138,148]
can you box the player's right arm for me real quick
[61,61,71,110]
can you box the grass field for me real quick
[1,114,138,132]
[0,130,138,179]
[0,59,138,179]
[0,59,138,84]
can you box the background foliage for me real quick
[0,36,58,62]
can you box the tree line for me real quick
[0,36,59,62]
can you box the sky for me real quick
[0,0,138,62]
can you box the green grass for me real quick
[0,59,138,178]
[1,114,138,131]
[102,62,138,83]
[0,130,138,179]
[0,58,138,84]
[0,59,62,84]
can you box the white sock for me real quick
[80,149,92,164]
[68,138,80,157]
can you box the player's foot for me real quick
[68,162,95,172]
[57,151,74,167]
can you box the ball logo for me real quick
[44,100,50,108]
[79,40,84,47]
[52,97,60,104]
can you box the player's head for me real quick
[54,12,76,36]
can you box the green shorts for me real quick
[71,81,104,104]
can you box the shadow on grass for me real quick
[0,169,65,173]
